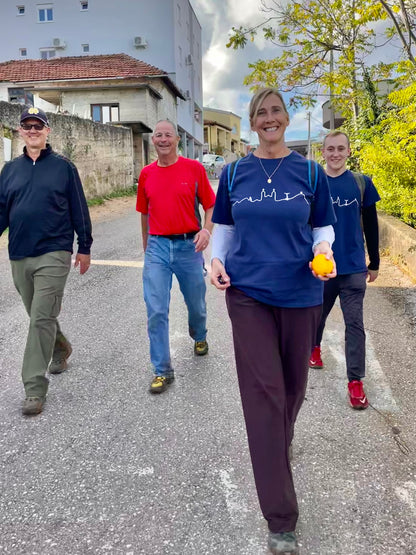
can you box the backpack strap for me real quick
[227,158,242,193]
[308,159,319,226]
[351,171,366,207]
[308,159,319,194]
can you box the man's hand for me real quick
[74,253,91,275]
[367,269,379,282]
[194,228,211,252]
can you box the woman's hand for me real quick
[310,241,337,281]
[211,258,231,290]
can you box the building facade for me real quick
[0,0,203,158]
[0,55,185,177]
[203,107,246,162]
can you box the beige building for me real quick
[203,107,246,162]
[0,54,185,178]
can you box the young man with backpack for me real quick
[309,131,380,409]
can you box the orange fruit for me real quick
[311,254,334,276]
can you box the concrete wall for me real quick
[0,0,203,144]
[60,82,177,124]
[0,101,134,198]
[379,212,416,281]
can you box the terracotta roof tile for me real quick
[0,54,166,82]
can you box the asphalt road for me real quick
[0,203,415,555]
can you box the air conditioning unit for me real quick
[185,54,193,65]
[134,36,148,48]
[53,38,66,48]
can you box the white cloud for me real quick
[191,0,398,144]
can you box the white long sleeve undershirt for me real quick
[211,224,334,264]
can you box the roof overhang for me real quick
[5,80,166,105]
[116,121,152,134]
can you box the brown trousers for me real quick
[226,286,321,533]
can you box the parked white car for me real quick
[202,154,226,173]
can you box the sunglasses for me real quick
[20,123,46,131]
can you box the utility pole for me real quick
[329,49,335,130]
[306,111,311,159]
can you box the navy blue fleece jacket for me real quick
[0,145,92,260]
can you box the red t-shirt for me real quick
[136,156,216,235]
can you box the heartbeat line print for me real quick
[332,196,359,208]
[232,188,310,207]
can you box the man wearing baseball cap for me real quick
[0,106,93,416]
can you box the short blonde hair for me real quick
[249,88,289,125]
[323,131,350,148]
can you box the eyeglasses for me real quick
[20,123,45,131]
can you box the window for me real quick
[80,1,88,10]
[91,104,119,124]
[20,48,27,57]
[38,4,53,22]
[178,46,182,66]
[17,5,25,15]
[82,43,89,53]
[40,48,56,59]
[9,88,34,105]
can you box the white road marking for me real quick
[90,259,144,268]
[219,468,249,520]
[324,303,398,413]
[395,481,416,515]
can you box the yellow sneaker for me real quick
[149,375,174,394]
[194,340,208,356]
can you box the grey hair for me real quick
[154,119,179,136]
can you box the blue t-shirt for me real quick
[212,151,336,308]
[329,170,380,275]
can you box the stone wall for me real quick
[0,101,134,198]
[378,212,416,281]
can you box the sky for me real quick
[190,0,402,145]
[190,0,327,143]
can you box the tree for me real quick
[380,0,416,66]
[227,0,389,119]
[350,83,416,227]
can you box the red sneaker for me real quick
[309,346,323,368]
[348,380,369,410]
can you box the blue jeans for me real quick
[143,235,207,376]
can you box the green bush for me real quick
[350,84,416,228]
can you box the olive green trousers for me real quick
[11,251,71,398]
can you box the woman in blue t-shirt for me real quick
[211,88,336,555]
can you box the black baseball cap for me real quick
[20,107,49,126]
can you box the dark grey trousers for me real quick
[315,272,367,381]
[226,286,321,533]
[11,251,71,398]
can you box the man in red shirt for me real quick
[137,120,216,393]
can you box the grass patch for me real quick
[87,185,137,207]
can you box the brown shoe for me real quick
[49,340,73,374]
[22,397,45,416]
